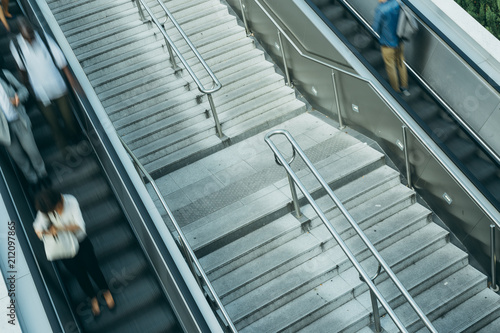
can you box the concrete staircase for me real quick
[43,0,500,331]
[149,112,500,332]
[46,0,305,178]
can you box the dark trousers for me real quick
[61,238,109,299]
[39,94,79,151]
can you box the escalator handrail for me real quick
[119,137,238,333]
[251,0,500,230]
[337,0,500,169]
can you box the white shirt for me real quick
[0,84,18,122]
[10,32,68,106]
[33,194,87,242]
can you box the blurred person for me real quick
[10,17,80,152]
[373,0,410,96]
[0,63,49,192]
[34,189,115,316]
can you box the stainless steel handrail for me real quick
[247,0,500,230]
[134,0,225,138]
[119,137,237,333]
[338,0,500,166]
[265,129,437,333]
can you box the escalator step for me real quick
[335,19,358,37]
[90,223,136,259]
[446,137,477,162]
[84,199,123,234]
[362,49,384,69]
[95,301,182,333]
[50,156,101,190]
[64,175,112,209]
[486,179,500,203]
[466,158,497,183]
[350,32,372,51]
[310,0,332,7]
[79,274,169,333]
[428,118,457,142]
[411,99,440,122]
[322,5,344,22]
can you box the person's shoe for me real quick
[401,87,411,97]
[91,297,100,316]
[103,290,115,310]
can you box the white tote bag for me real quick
[42,213,79,261]
[42,231,79,261]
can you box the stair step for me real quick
[385,266,488,332]
[242,223,448,332]
[183,144,384,255]
[119,64,281,142]
[477,315,500,333]
[227,203,432,328]
[200,165,402,280]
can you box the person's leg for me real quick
[5,125,38,184]
[61,256,96,300]
[1,0,11,18]
[39,102,67,151]
[79,238,110,292]
[78,238,115,309]
[0,5,9,31]
[381,46,400,92]
[54,95,80,142]
[11,121,47,179]
[396,43,409,90]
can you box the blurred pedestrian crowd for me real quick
[1,11,81,196]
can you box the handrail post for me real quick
[369,290,383,332]
[278,30,292,87]
[207,93,224,138]
[331,71,344,129]
[288,174,302,218]
[490,224,499,291]
[134,0,147,22]
[402,125,412,189]
[164,34,179,71]
[238,0,251,36]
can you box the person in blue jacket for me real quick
[373,0,410,96]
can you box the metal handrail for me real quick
[338,0,500,167]
[247,0,500,231]
[265,129,437,333]
[134,0,224,138]
[118,137,237,333]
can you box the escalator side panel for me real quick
[338,0,500,164]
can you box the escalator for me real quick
[308,0,500,209]
[0,2,186,332]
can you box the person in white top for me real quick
[10,17,80,151]
[33,189,115,316]
[0,64,49,190]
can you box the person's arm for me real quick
[4,70,29,104]
[66,196,86,234]
[33,212,51,240]
[9,40,29,86]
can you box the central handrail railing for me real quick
[119,137,237,332]
[265,129,437,333]
[134,0,224,138]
